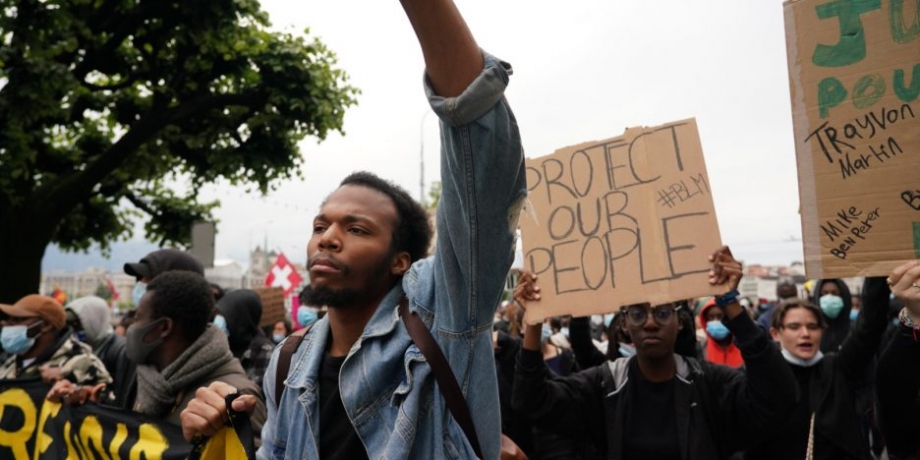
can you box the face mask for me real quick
[604,314,615,327]
[706,320,731,341]
[618,343,636,357]
[272,333,285,344]
[132,282,147,306]
[819,294,845,319]
[541,324,553,343]
[560,327,570,338]
[213,315,230,336]
[590,315,603,326]
[849,309,859,321]
[75,330,89,344]
[297,307,317,327]
[125,318,167,365]
[1,321,42,355]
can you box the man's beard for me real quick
[300,248,397,309]
[300,285,365,309]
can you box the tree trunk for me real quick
[0,206,55,303]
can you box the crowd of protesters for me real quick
[3,0,920,459]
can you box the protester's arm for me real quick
[400,0,482,98]
[836,276,891,381]
[569,316,608,369]
[510,272,606,441]
[876,261,920,459]
[708,246,797,448]
[403,0,524,334]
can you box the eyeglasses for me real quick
[622,305,681,326]
[781,323,821,332]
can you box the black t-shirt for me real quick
[319,352,369,460]
[622,359,681,460]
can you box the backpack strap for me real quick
[398,296,484,459]
[274,325,312,410]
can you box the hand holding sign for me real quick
[180,381,259,441]
[888,260,920,323]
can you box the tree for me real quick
[93,282,112,301]
[0,0,357,302]
[425,181,441,211]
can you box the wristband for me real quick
[716,290,740,308]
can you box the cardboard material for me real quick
[253,286,285,327]
[519,119,723,323]
[784,0,920,278]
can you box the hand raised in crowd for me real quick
[708,245,743,291]
[887,260,920,321]
[46,379,106,405]
[180,381,259,441]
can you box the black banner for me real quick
[0,378,253,460]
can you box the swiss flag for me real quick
[264,253,304,297]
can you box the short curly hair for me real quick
[338,171,433,263]
[146,271,214,343]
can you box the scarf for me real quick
[134,325,234,417]
[781,348,825,367]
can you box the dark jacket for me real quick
[95,333,136,409]
[876,322,920,459]
[813,279,853,353]
[747,276,891,460]
[513,312,796,460]
[495,331,536,456]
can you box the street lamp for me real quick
[419,109,434,207]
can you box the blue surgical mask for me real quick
[560,327,570,338]
[297,307,317,328]
[213,315,230,336]
[706,320,731,341]
[1,322,41,355]
[819,294,845,319]
[132,282,147,306]
[604,314,615,327]
[272,333,285,344]
[618,343,636,357]
[849,309,859,321]
[541,324,553,343]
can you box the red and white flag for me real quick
[265,252,303,297]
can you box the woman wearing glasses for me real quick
[511,246,797,460]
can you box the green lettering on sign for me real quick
[852,74,887,109]
[812,0,882,67]
[818,76,849,118]
[895,64,920,102]
[890,0,920,44]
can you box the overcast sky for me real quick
[50,0,807,272]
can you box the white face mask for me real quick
[0,320,43,355]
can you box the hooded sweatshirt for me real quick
[215,289,263,358]
[67,296,113,349]
[812,279,852,353]
[699,299,744,368]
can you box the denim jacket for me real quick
[258,53,526,460]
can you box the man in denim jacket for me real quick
[179,0,527,458]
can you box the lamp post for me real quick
[419,109,433,207]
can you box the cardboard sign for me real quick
[253,286,285,327]
[519,119,723,323]
[784,0,920,278]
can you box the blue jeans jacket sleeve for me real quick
[427,52,527,334]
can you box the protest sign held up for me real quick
[785,0,920,278]
[519,119,723,323]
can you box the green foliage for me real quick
[93,282,112,301]
[0,0,358,252]
[426,181,441,211]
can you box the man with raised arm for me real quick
[179,0,526,458]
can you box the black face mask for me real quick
[125,318,167,365]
